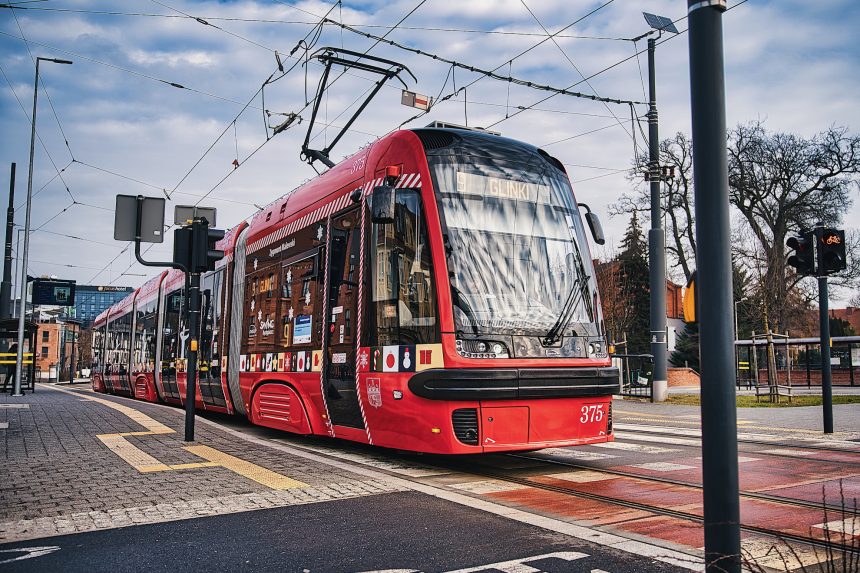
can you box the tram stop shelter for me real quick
[0,318,38,394]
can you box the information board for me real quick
[32,279,76,306]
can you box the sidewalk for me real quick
[0,384,402,542]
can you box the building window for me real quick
[42,331,49,342]
[41,346,48,358]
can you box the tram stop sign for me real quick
[114,194,165,243]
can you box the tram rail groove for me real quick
[614,425,860,460]
[508,453,855,514]
[435,460,860,557]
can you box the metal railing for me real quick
[612,353,654,398]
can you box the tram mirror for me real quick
[371,185,396,224]
[584,212,605,245]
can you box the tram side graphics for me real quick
[91,127,618,454]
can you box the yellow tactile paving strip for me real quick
[49,385,306,490]
[185,445,308,489]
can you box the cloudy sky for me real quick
[1,0,858,303]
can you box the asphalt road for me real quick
[0,492,691,573]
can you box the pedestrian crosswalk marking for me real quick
[533,448,616,461]
[548,470,621,483]
[812,517,860,536]
[629,462,695,472]
[613,431,700,447]
[593,442,677,454]
[450,480,530,494]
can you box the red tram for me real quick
[92,126,619,454]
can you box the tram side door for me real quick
[323,207,365,429]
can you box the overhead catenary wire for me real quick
[11,7,74,162]
[0,5,643,41]
[518,0,632,139]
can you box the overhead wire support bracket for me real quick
[300,47,415,169]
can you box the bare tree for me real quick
[728,121,860,332]
[613,132,696,283]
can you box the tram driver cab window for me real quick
[369,189,439,346]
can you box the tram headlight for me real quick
[456,339,509,359]
[587,338,608,358]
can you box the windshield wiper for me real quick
[450,285,479,335]
[542,250,595,346]
[542,276,584,346]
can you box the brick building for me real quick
[35,319,81,381]
[830,306,860,333]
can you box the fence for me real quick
[735,335,858,388]
[612,353,654,398]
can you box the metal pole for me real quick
[687,1,741,571]
[1,163,15,320]
[69,326,76,383]
[647,37,668,403]
[185,270,200,441]
[14,57,71,396]
[818,276,833,433]
[13,58,41,397]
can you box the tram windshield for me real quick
[429,155,599,337]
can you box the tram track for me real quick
[613,424,860,463]
[508,453,854,514]
[433,456,860,557]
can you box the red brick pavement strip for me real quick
[0,385,406,542]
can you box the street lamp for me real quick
[734,296,747,342]
[13,56,72,397]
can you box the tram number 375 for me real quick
[579,404,606,424]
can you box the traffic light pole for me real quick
[184,268,201,442]
[818,276,833,434]
[687,1,742,571]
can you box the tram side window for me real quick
[369,189,439,346]
[93,327,104,372]
[141,299,158,372]
[162,289,184,364]
[133,303,145,372]
[200,270,223,376]
[113,313,131,375]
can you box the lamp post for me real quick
[733,297,747,342]
[13,56,72,397]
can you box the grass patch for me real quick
[661,394,860,407]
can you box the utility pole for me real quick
[1,163,14,321]
[647,37,668,402]
[687,1,741,572]
[818,275,833,433]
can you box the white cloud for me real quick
[0,0,857,306]
[128,49,216,68]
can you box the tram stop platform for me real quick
[0,383,703,572]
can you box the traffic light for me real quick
[173,226,193,270]
[816,228,847,276]
[192,219,225,273]
[786,230,815,276]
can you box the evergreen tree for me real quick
[670,321,700,371]
[617,212,651,354]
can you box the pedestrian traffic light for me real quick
[816,228,846,276]
[786,230,815,276]
[192,219,225,273]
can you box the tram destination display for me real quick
[32,278,76,306]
